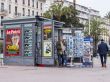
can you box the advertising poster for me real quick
[84,37,93,57]
[43,22,52,40]
[68,36,74,56]
[5,28,21,56]
[43,41,52,57]
[74,30,84,57]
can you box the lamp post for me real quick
[71,0,76,36]
[73,0,76,23]
[73,0,76,12]
[88,8,91,35]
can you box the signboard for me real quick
[43,41,52,57]
[84,37,93,42]
[5,28,21,56]
[62,28,72,33]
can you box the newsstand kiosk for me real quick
[2,16,64,66]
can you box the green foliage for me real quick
[105,11,110,19]
[0,42,3,53]
[105,11,110,23]
[84,18,109,40]
[84,18,109,56]
[43,3,83,27]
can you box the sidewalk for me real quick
[0,57,110,82]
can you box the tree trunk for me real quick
[93,35,98,57]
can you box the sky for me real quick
[67,0,110,17]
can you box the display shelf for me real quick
[23,28,33,56]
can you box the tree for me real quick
[43,3,83,27]
[105,11,110,45]
[84,18,109,56]
[0,42,3,53]
[105,12,110,20]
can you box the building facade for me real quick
[0,0,45,20]
[100,18,110,45]
[0,0,46,39]
[0,0,100,25]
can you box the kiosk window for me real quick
[43,26,52,40]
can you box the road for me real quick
[0,57,110,82]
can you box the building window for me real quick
[36,12,38,15]
[23,0,25,4]
[1,3,4,11]
[1,30,4,38]
[28,9,30,16]
[40,3,42,10]
[36,2,38,8]
[28,0,30,6]
[15,6,18,15]
[23,8,25,16]
[9,5,11,14]
[32,0,34,7]
[15,0,17,3]
[32,11,34,16]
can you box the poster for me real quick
[84,37,93,57]
[68,36,74,56]
[43,41,52,57]
[43,22,52,40]
[5,28,21,56]
[74,30,84,57]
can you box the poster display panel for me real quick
[74,31,84,57]
[43,41,52,57]
[43,21,52,57]
[5,28,21,56]
[23,27,33,56]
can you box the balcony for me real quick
[1,0,6,2]
[14,12,21,17]
[0,10,7,16]
[38,0,46,2]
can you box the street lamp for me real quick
[71,0,76,36]
[88,8,91,35]
[73,0,76,11]
[73,0,76,22]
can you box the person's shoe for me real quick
[103,64,107,68]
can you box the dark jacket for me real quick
[98,42,109,55]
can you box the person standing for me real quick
[97,39,109,67]
[56,38,65,67]
[62,39,67,66]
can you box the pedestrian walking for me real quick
[97,39,109,67]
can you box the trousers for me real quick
[99,54,107,66]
